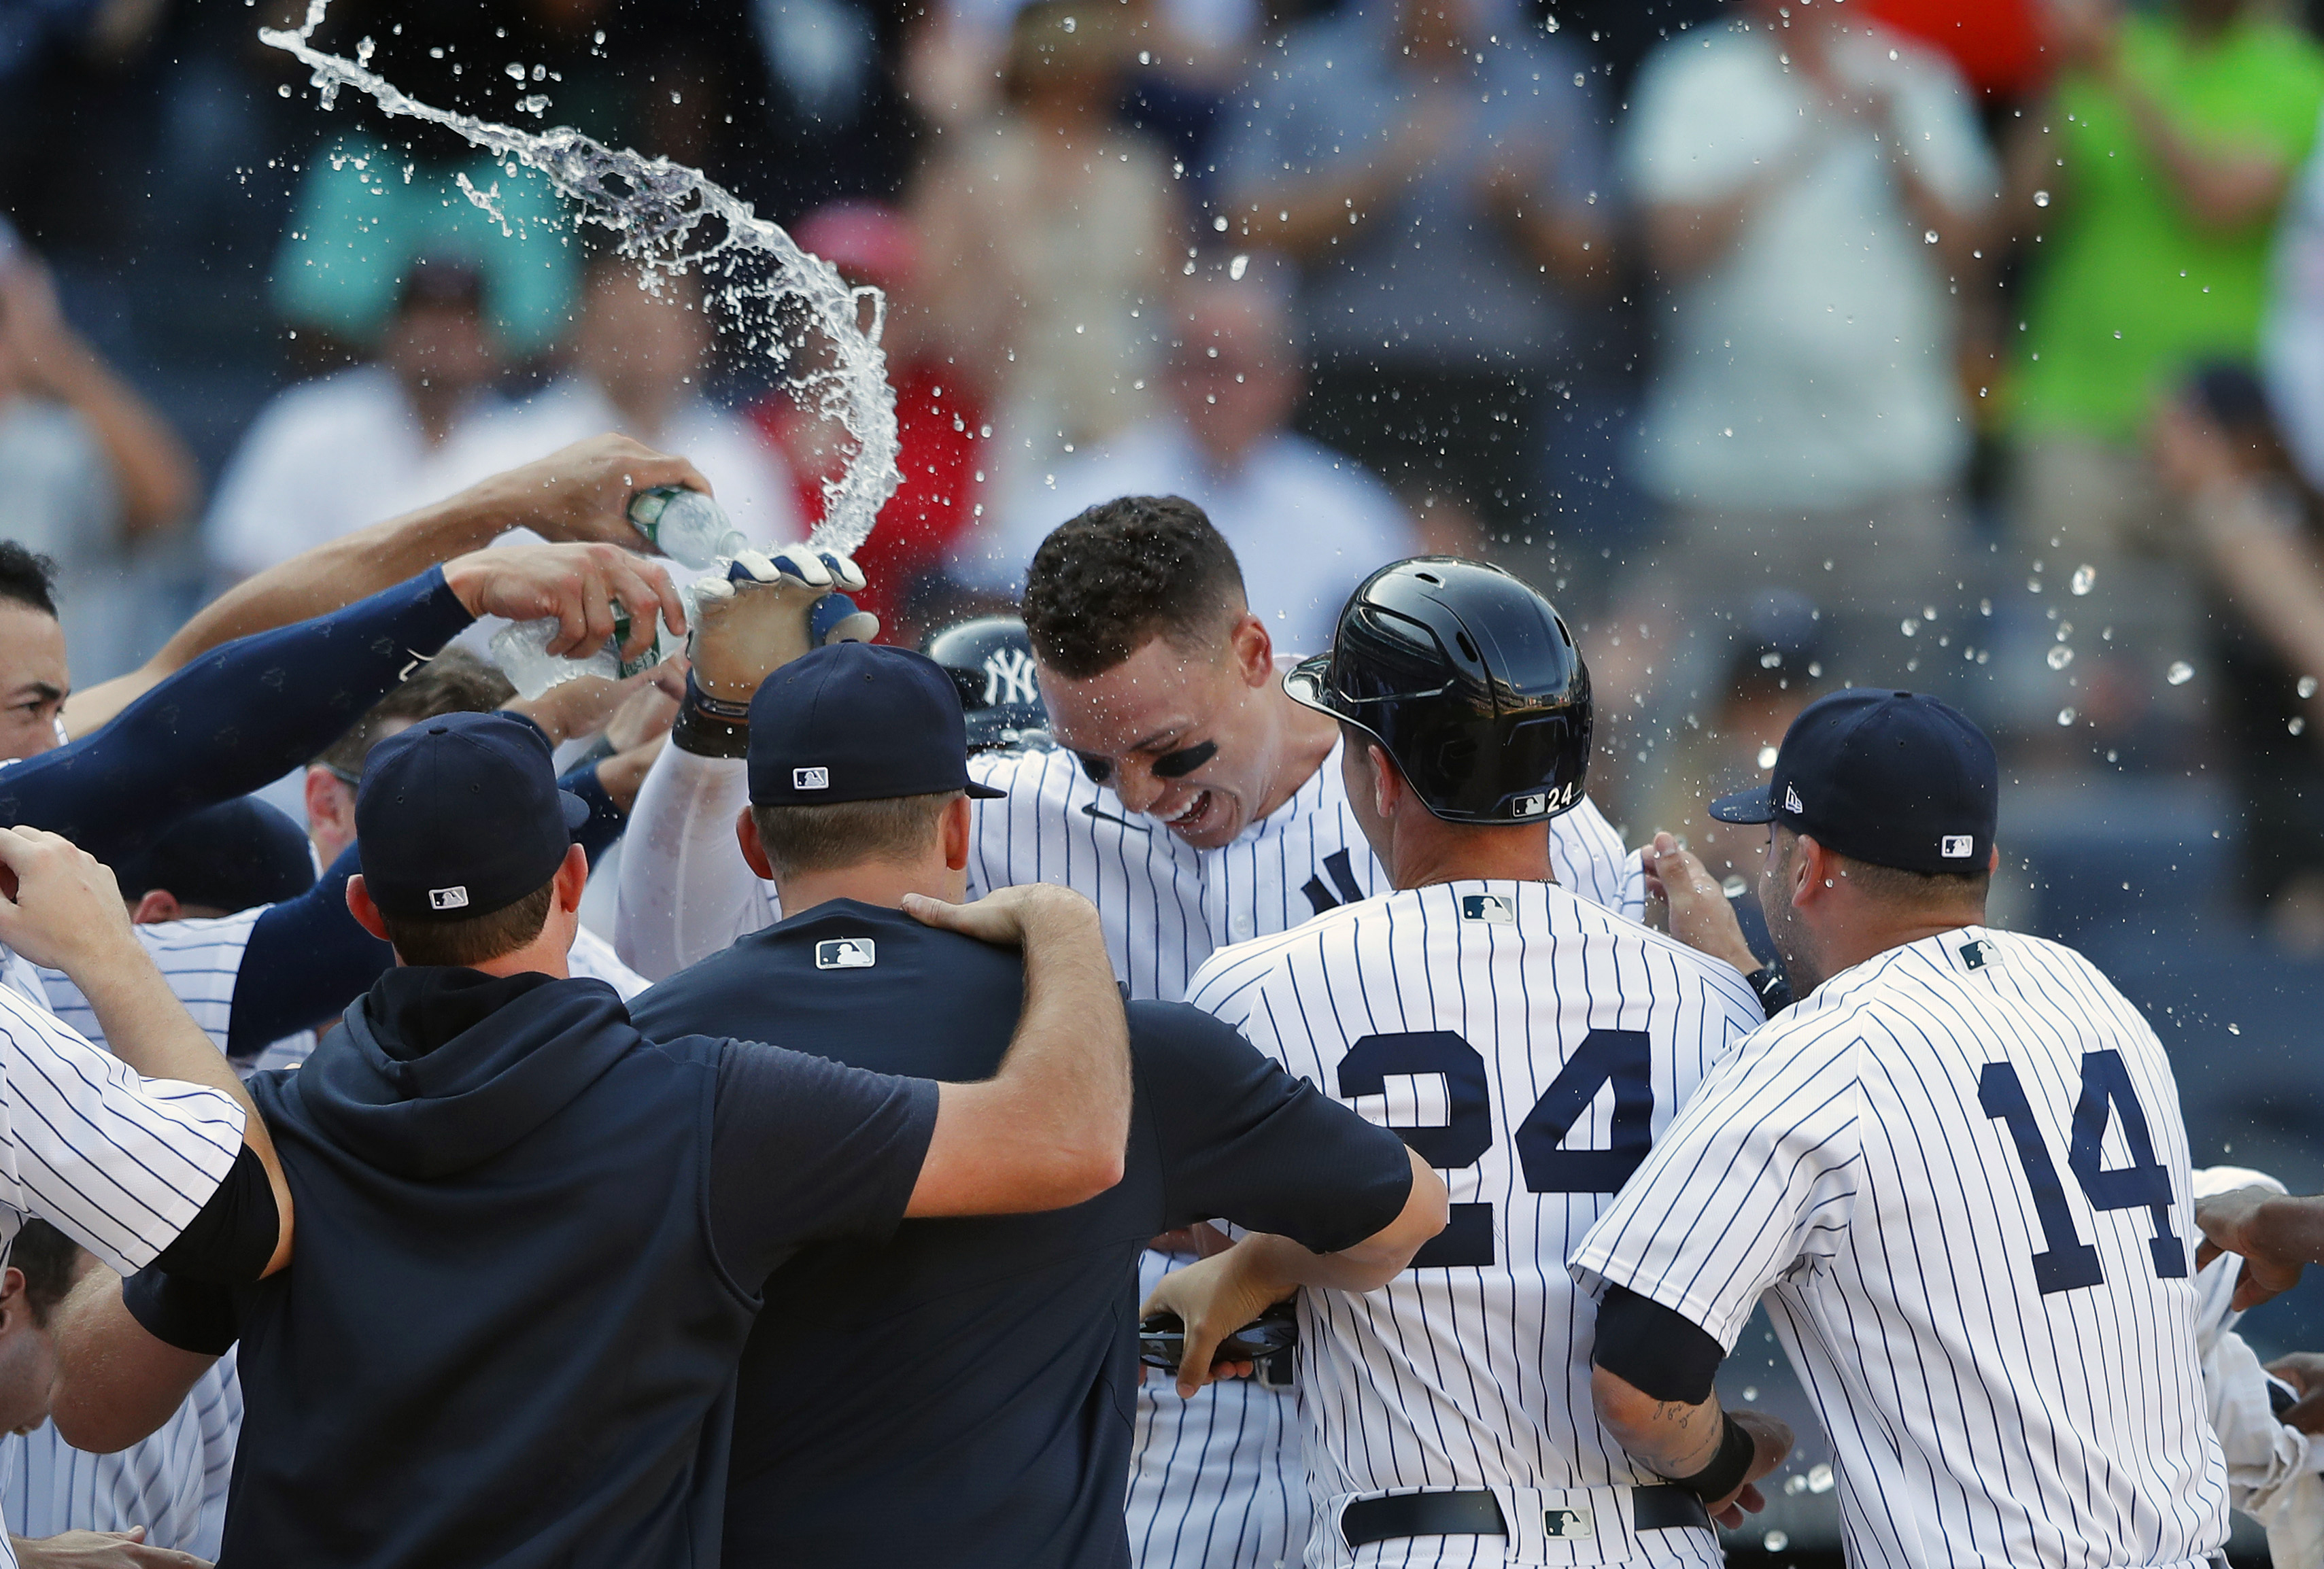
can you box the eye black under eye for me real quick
[1151,741,1217,780]
[1075,752,1113,784]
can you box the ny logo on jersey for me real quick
[1301,849,1367,916]
[981,646,1040,708]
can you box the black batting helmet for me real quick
[922,616,1052,752]
[1286,558,1592,824]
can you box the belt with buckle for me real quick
[1339,1486,1712,1548]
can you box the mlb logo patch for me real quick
[429,886,470,911]
[1543,1506,1594,1540]
[1460,894,1515,925]
[793,767,830,791]
[1514,793,1548,818]
[1959,937,1994,971]
[815,938,876,969]
[1941,833,1975,859]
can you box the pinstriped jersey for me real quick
[1184,880,1761,1564]
[2,1352,239,1559]
[1571,927,2229,1569]
[965,740,1643,1001]
[39,911,315,1073]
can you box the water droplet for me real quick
[1924,229,1940,244]
[2070,564,2095,596]
[1759,651,1782,669]
[1722,427,1735,438]
[2034,189,2051,206]
[1757,744,1779,770]
[277,82,292,97]
[2302,676,2318,699]
[1212,214,1229,232]
[2168,661,2195,685]
[1784,1474,1809,1496]
[1901,618,1920,636]
[504,61,526,81]
[2047,646,2074,670]
[1743,1385,1760,1401]
[1229,254,1249,281]
[2027,577,2044,593]
[2229,1023,2242,1035]
[1808,1464,1835,1494]
[2057,707,2077,725]
[1722,875,1748,899]
[2293,717,2308,736]
[1764,1532,1790,1552]
[1807,661,1823,678]
[1061,13,1076,29]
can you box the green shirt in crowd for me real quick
[2016,11,2324,443]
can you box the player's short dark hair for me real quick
[315,648,516,778]
[381,879,557,967]
[0,543,60,620]
[1021,496,1246,679]
[749,792,957,880]
[10,1219,82,1327]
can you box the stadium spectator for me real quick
[1215,0,1611,542]
[0,237,198,685]
[749,202,986,640]
[424,253,802,551]
[912,0,1180,508]
[959,264,1415,655]
[2149,362,2324,948]
[1617,0,1993,672]
[2009,0,2324,693]
[207,258,504,583]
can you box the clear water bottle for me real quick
[629,486,746,570]
[492,591,694,699]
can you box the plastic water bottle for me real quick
[492,487,736,697]
[629,485,746,570]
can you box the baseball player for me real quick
[613,500,1643,1568]
[1151,559,1776,1569]
[1572,689,2229,1568]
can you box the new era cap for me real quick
[1708,689,1998,876]
[355,712,590,921]
[748,641,1010,808]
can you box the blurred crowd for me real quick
[7,0,2324,944]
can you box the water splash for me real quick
[260,1,900,553]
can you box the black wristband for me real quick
[1659,1411,1755,1503]
[1743,964,1793,1019]
[672,673,752,758]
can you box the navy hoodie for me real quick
[169,969,759,1568]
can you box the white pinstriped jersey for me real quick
[2,1352,239,1559]
[1571,927,2229,1569]
[39,911,314,1073]
[1184,881,1762,1568]
[963,741,1643,1002]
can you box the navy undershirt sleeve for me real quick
[121,1265,240,1358]
[1592,1283,1726,1404]
[706,1039,938,1289]
[230,842,390,1061]
[0,568,474,865]
[1140,1001,1416,1254]
[558,758,627,866]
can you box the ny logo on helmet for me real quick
[982,647,1040,708]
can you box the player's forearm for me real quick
[1591,1364,1730,1477]
[1229,1150,1447,1293]
[613,744,766,979]
[50,1267,216,1454]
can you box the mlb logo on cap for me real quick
[794,767,830,791]
[430,886,470,911]
[1515,793,1547,817]
[1941,834,1975,859]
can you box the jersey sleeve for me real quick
[1568,1014,1866,1351]
[613,744,776,981]
[0,988,245,1277]
[1136,1000,1414,1255]
[705,1038,940,1288]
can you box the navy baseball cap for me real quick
[748,642,1010,808]
[356,711,590,920]
[1708,689,1998,875]
[114,797,316,912]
